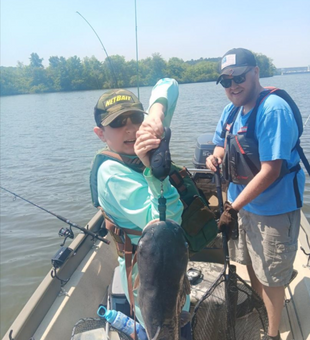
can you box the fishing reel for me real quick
[187,268,203,285]
[58,227,74,246]
[58,227,74,238]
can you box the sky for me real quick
[1,0,310,69]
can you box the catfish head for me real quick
[136,219,190,340]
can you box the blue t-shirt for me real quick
[213,94,305,215]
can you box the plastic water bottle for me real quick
[97,306,148,340]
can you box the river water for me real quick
[0,74,309,337]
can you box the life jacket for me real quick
[89,148,218,255]
[221,87,309,207]
[90,148,218,317]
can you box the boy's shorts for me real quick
[228,209,300,287]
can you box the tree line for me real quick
[0,52,276,96]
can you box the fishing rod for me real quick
[214,168,230,268]
[134,0,140,99]
[214,167,239,237]
[76,11,118,88]
[0,186,110,245]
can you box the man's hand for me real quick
[218,201,238,240]
[205,146,224,172]
[206,155,222,172]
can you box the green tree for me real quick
[183,61,218,83]
[29,53,44,68]
[150,53,167,84]
[49,56,61,68]
[166,57,188,82]
[29,67,49,93]
[26,53,50,93]
[103,55,128,88]
[0,67,21,95]
[254,53,276,77]
[126,59,140,88]
[138,57,153,86]
[82,56,105,89]
[0,51,277,96]
[138,54,167,86]
[66,56,85,90]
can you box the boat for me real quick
[2,134,310,340]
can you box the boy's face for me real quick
[94,112,142,155]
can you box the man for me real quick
[206,48,305,340]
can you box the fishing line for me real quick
[76,11,118,88]
[0,186,110,245]
[304,114,310,128]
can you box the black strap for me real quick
[246,90,271,138]
[296,143,310,176]
[220,106,240,138]
[289,164,301,174]
[293,171,302,208]
[221,89,272,140]
[243,154,260,176]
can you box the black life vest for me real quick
[221,87,309,207]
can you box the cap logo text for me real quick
[105,95,133,108]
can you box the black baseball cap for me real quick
[216,48,257,84]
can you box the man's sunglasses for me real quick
[108,112,144,128]
[219,69,252,88]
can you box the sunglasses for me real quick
[219,69,252,88]
[108,112,144,128]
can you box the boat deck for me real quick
[34,231,310,340]
[4,210,310,340]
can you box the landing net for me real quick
[190,262,269,340]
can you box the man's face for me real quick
[94,112,144,155]
[222,67,259,110]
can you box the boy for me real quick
[91,78,190,329]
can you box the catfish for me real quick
[136,219,191,340]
